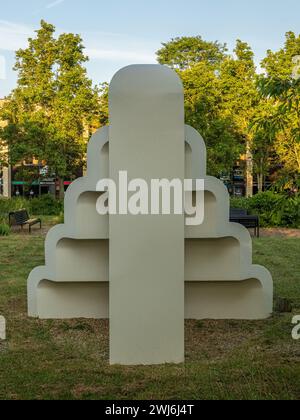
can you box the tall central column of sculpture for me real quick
[109,66,185,365]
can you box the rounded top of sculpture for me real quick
[109,64,183,98]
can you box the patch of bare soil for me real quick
[185,320,265,362]
[10,223,53,237]
[260,228,300,238]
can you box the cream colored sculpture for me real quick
[28,64,273,365]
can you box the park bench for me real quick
[9,210,42,234]
[230,208,260,238]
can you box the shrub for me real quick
[0,224,10,236]
[30,195,63,216]
[0,197,29,215]
[230,192,300,228]
[0,195,64,218]
[230,196,251,212]
[56,212,64,224]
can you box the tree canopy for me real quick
[157,33,300,191]
[157,36,227,70]
[256,32,300,189]
[1,25,299,196]
[0,20,101,196]
[157,37,258,179]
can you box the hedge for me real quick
[0,195,63,223]
[231,191,300,228]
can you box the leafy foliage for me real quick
[0,224,10,236]
[157,37,258,177]
[157,36,227,70]
[30,194,63,215]
[1,25,299,200]
[254,32,300,188]
[0,21,101,198]
[231,192,300,228]
[0,195,63,218]
[157,33,300,191]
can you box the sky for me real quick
[0,0,300,97]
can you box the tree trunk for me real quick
[2,165,12,198]
[246,141,253,198]
[257,174,263,193]
[58,177,65,200]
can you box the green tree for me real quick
[257,32,300,190]
[157,37,258,179]
[180,61,241,176]
[98,82,109,126]
[0,20,101,198]
[219,40,258,196]
[250,103,278,192]
[157,36,227,70]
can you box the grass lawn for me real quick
[0,223,299,400]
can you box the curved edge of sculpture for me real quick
[28,266,52,317]
[184,124,272,318]
[187,264,273,320]
[110,64,184,98]
[27,126,109,317]
[250,264,274,316]
[86,126,109,184]
[185,125,207,178]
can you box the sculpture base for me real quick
[30,279,272,321]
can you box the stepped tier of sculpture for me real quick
[28,65,273,365]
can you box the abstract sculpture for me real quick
[28,65,273,365]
